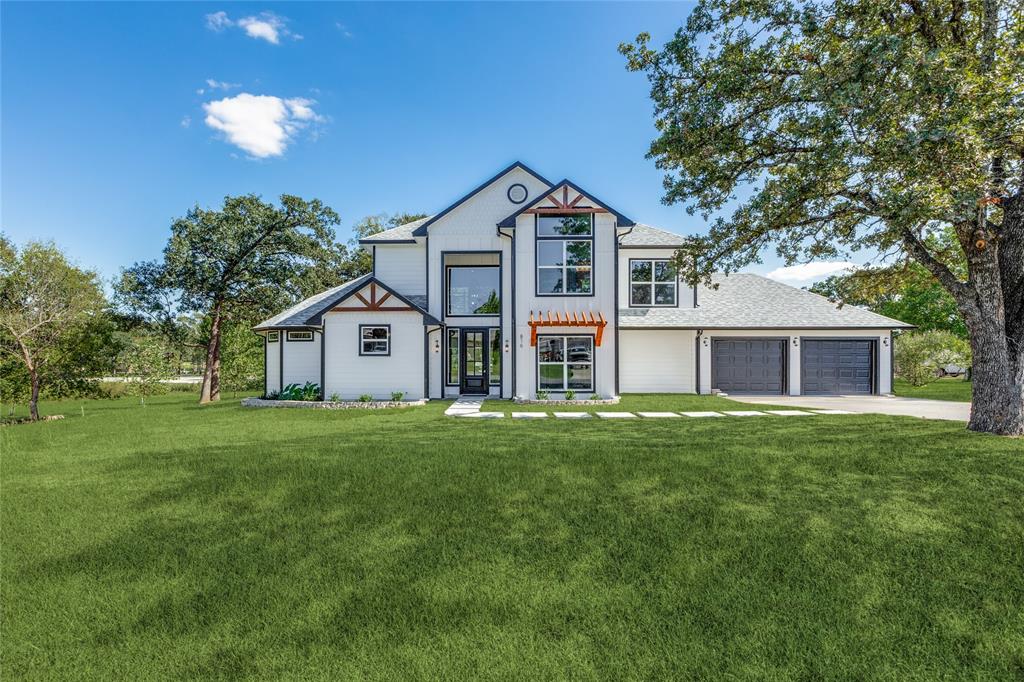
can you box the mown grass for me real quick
[483,393,771,414]
[894,377,973,402]
[3,393,1023,679]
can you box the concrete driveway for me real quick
[728,394,971,421]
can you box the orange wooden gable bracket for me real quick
[523,187,609,215]
[528,310,608,347]
[334,282,414,312]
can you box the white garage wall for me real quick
[281,332,321,388]
[323,311,425,400]
[620,329,696,393]
[698,328,893,395]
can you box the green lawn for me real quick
[3,394,1023,679]
[483,392,783,414]
[894,377,973,402]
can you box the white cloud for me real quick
[205,10,299,43]
[205,11,232,32]
[765,261,859,282]
[180,115,191,128]
[205,78,240,91]
[335,22,353,38]
[202,93,322,158]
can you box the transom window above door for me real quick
[536,215,593,296]
[630,259,677,306]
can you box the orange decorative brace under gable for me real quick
[528,310,608,347]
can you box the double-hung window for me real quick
[537,335,593,392]
[360,325,390,356]
[629,259,677,306]
[536,215,592,295]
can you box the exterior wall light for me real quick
[792,337,799,347]
[882,336,889,347]
[433,338,440,353]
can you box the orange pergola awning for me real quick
[528,310,608,347]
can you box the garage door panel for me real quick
[801,339,874,395]
[712,338,785,394]
[620,330,694,393]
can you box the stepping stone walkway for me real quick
[445,397,860,420]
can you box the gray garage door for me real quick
[712,339,785,394]
[801,339,874,395]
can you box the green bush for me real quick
[536,390,549,400]
[589,394,603,401]
[358,394,373,403]
[329,393,341,402]
[564,390,576,400]
[894,330,971,387]
[390,391,404,402]
[278,382,320,401]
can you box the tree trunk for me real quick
[957,207,1024,436]
[28,367,41,422]
[199,303,223,404]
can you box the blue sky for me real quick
[1,1,855,285]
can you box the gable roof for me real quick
[496,178,635,228]
[411,161,554,236]
[359,216,431,244]
[619,223,687,248]
[254,274,438,330]
[618,273,914,329]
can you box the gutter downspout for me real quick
[615,225,634,397]
[695,329,702,394]
[497,225,515,399]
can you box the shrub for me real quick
[589,394,603,401]
[536,390,549,400]
[358,393,373,402]
[895,330,972,387]
[391,391,404,402]
[279,382,320,401]
[265,390,280,400]
[329,393,341,402]
[564,390,576,400]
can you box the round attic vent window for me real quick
[507,183,528,204]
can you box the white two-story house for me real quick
[255,162,910,401]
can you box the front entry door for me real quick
[460,329,488,394]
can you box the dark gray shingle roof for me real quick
[255,275,372,330]
[619,273,913,329]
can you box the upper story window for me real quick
[630,259,677,306]
[286,330,314,342]
[536,215,593,296]
[447,266,500,316]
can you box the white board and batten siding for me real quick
[619,329,696,393]
[265,335,281,395]
[281,332,321,388]
[322,311,425,400]
[373,243,425,298]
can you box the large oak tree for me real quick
[117,195,341,404]
[622,0,1024,434]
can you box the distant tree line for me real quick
[0,197,423,421]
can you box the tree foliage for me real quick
[895,330,972,386]
[0,236,108,420]
[622,0,1024,434]
[116,194,343,403]
[346,212,428,276]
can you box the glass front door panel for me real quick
[460,329,488,394]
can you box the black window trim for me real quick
[286,330,315,342]
[627,258,680,308]
[446,327,459,386]
[488,328,502,386]
[359,324,391,356]
[267,331,280,343]
[534,213,596,298]
[535,332,596,393]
